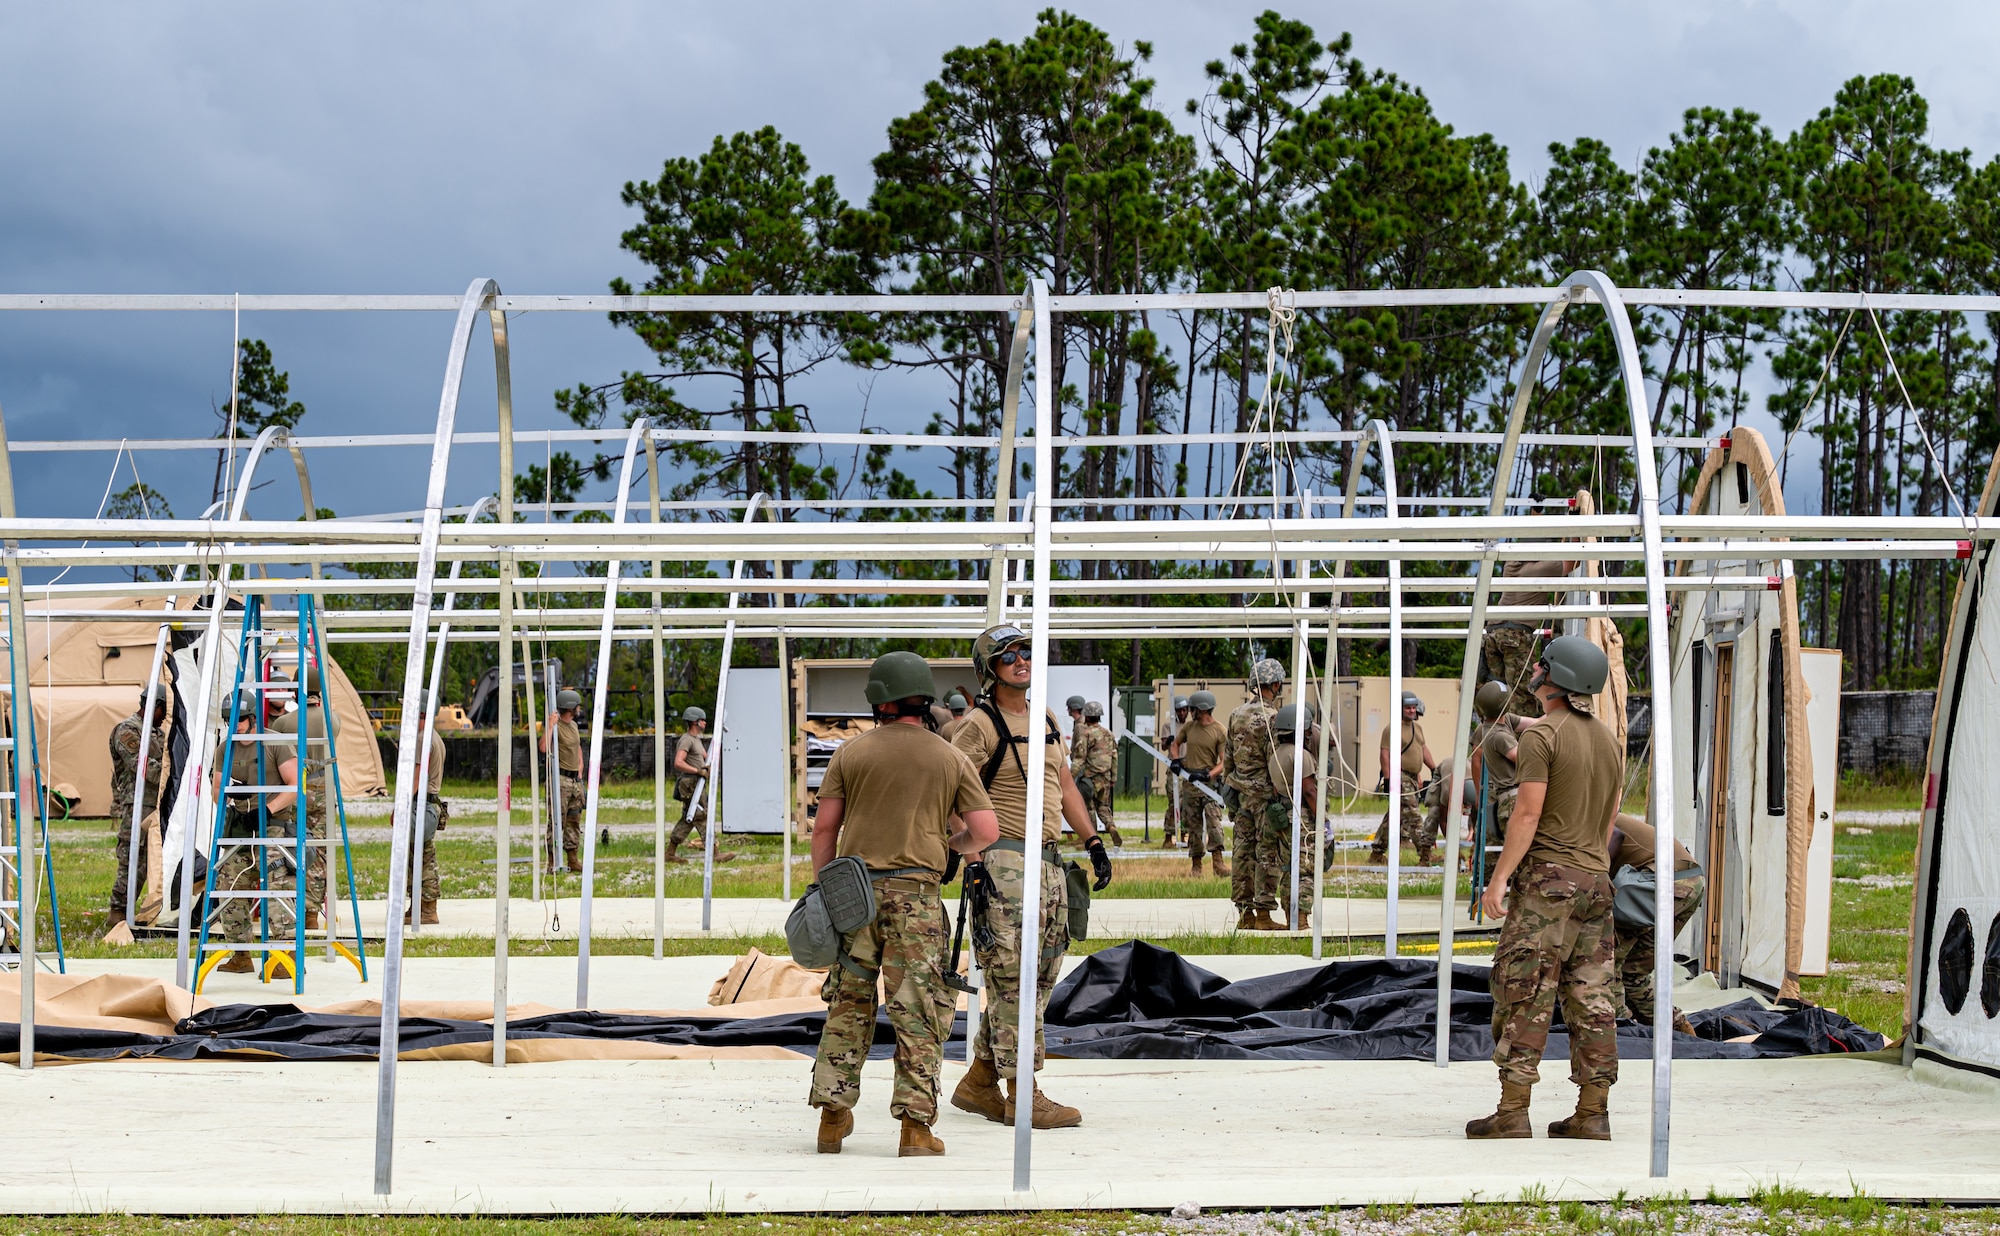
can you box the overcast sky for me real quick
[2,0,1995,524]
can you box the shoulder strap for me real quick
[975,700,1015,790]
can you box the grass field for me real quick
[29,778,1922,1034]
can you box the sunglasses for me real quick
[997,648,1033,666]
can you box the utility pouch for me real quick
[785,856,880,976]
[1613,862,1704,931]
[1222,785,1241,813]
[422,801,441,844]
[1074,775,1096,803]
[1064,859,1091,942]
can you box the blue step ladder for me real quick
[194,593,365,994]
[0,599,65,974]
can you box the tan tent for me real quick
[0,597,386,816]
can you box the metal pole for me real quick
[778,630,792,903]
[1369,422,1404,957]
[1012,278,1051,1192]
[575,419,653,1007]
[647,438,666,959]
[1287,492,1311,930]
[374,278,498,1196]
[700,494,765,933]
[1435,544,1500,1066]
[172,583,233,991]
[491,303,515,1067]
[987,298,1031,618]
[523,650,541,903]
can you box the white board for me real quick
[1799,648,1842,975]
[720,667,787,835]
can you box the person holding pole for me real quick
[949,624,1111,1130]
[538,688,584,873]
[105,688,169,937]
[808,651,998,1157]
[1467,635,1623,1142]
[668,706,734,865]
[1161,695,1190,849]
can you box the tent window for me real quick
[1766,628,1786,815]
[1735,461,1751,506]
[1690,641,1706,799]
[1941,908,1975,1016]
[1983,913,2000,1018]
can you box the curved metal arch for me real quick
[574,416,656,1003]
[1433,271,1678,1175]
[698,490,777,934]
[375,277,513,1195]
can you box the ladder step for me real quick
[204,890,301,901]
[232,735,328,745]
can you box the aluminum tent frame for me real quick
[4,277,1996,1196]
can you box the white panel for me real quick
[1738,589,1788,990]
[1799,648,1842,975]
[1923,558,2000,1068]
[720,667,786,835]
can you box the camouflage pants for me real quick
[553,776,584,860]
[216,811,300,944]
[1371,773,1432,864]
[409,798,442,907]
[671,780,708,848]
[1229,787,1281,911]
[1259,796,1317,916]
[1490,861,1619,1088]
[1087,778,1120,842]
[1161,779,1180,844]
[971,848,1069,1080]
[1482,624,1542,719]
[108,805,162,924]
[301,785,328,917]
[1178,781,1224,854]
[1611,872,1707,1020]
[810,886,950,1124]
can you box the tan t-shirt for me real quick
[1496,557,1570,611]
[556,716,582,773]
[1514,709,1623,874]
[270,701,339,743]
[938,715,967,743]
[1380,719,1427,778]
[428,731,446,794]
[1610,813,1695,874]
[951,703,1068,843]
[1180,716,1225,774]
[820,722,992,876]
[675,730,707,774]
[1481,721,1522,791]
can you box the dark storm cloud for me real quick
[0,1,1994,520]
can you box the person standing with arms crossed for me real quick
[950,624,1112,1129]
[808,651,998,1157]
[1467,635,1625,1142]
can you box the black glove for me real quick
[1169,757,1184,775]
[942,848,962,886]
[1085,835,1112,891]
[964,861,996,950]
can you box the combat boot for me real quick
[1548,1083,1612,1141]
[1672,1010,1698,1037]
[1190,852,1205,876]
[815,1106,852,1154]
[950,1057,1007,1123]
[1291,908,1310,932]
[664,842,686,865]
[1367,850,1387,867]
[1106,826,1125,848]
[899,1118,945,1156]
[1465,1080,1533,1139]
[1005,1080,1082,1129]
[566,850,583,873]
[1250,909,1285,932]
[218,951,255,974]
[1209,851,1230,877]
[1235,907,1256,930]
[305,909,322,932]
[421,899,440,926]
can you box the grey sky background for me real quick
[2,1,1995,525]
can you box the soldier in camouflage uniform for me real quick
[213,702,297,974]
[1222,658,1288,930]
[1607,813,1705,1031]
[272,675,338,928]
[808,651,999,1158]
[1370,692,1437,867]
[1176,693,1229,874]
[540,689,585,871]
[951,625,1113,1131]
[1073,702,1123,848]
[1266,703,1321,931]
[1482,545,1577,719]
[106,690,169,930]
[1160,696,1189,848]
[1468,636,1624,1142]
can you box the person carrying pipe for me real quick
[1468,635,1624,1142]
[1177,691,1228,878]
[949,624,1112,1130]
[668,706,735,865]
[808,651,999,1158]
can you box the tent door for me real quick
[1702,642,1743,984]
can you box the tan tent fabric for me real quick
[1684,427,1815,1002]
[706,947,827,1005]
[1571,489,1631,748]
[0,597,385,814]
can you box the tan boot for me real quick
[305,909,322,932]
[1236,907,1256,929]
[1465,1080,1533,1139]
[218,951,255,974]
[566,851,583,873]
[420,899,440,926]
[815,1106,852,1154]
[1292,908,1310,932]
[1250,910,1284,932]
[1209,852,1230,878]
[664,842,687,865]
[1548,1083,1612,1140]
[1004,1080,1082,1129]
[1190,853,1205,876]
[898,1117,946,1157]
[950,1057,1007,1123]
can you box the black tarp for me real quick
[0,941,1885,1063]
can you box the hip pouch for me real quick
[785,855,879,977]
[1064,859,1091,941]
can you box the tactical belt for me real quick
[560,770,580,780]
[987,838,1062,866]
